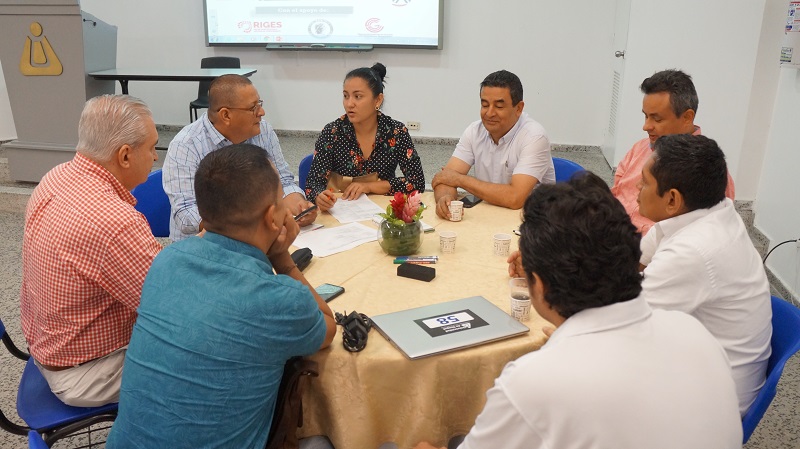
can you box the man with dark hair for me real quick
[415,172,741,449]
[107,144,336,448]
[638,134,771,416]
[611,69,734,234]
[164,74,317,242]
[433,70,555,217]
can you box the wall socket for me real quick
[407,121,421,131]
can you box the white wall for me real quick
[78,0,617,143]
[0,59,16,141]
[611,0,778,202]
[755,66,800,297]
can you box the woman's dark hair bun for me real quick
[371,62,387,83]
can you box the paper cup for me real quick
[509,277,531,322]
[493,233,512,256]
[439,231,457,253]
[449,200,464,222]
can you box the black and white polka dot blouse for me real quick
[305,112,425,203]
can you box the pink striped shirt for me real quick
[611,127,735,234]
[21,153,161,367]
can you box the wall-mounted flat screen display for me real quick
[204,0,444,49]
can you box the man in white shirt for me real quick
[637,133,771,415]
[415,172,742,449]
[433,70,555,219]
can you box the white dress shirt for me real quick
[452,113,555,185]
[459,297,742,449]
[640,198,772,415]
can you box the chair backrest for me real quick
[552,157,585,183]
[742,296,800,442]
[132,169,170,238]
[298,154,314,191]
[197,56,241,100]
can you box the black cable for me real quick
[763,239,797,264]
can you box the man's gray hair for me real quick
[77,95,153,162]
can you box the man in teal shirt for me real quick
[108,144,336,448]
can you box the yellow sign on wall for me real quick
[20,22,63,76]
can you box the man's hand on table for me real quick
[285,192,318,227]
[431,168,463,190]
[435,194,455,220]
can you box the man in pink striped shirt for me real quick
[20,95,162,407]
[611,69,735,235]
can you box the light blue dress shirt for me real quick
[163,113,304,241]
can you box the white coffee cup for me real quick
[449,200,464,222]
[493,233,512,256]
[439,231,457,253]
[508,277,531,322]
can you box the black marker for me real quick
[294,205,318,221]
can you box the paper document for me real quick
[329,194,385,223]
[299,223,323,235]
[292,222,377,257]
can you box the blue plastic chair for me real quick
[0,317,117,446]
[742,296,800,443]
[131,169,170,238]
[552,157,585,183]
[298,153,314,191]
[27,431,49,449]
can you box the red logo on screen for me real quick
[365,18,384,33]
[238,21,253,33]
[392,0,411,6]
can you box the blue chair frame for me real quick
[298,153,313,191]
[132,169,170,238]
[27,431,49,449]
[552,157,585,183]
[742,296,800,443]
[0,317,117,447]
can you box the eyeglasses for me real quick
[219,99,263,116]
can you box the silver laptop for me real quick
[371,296,530,359]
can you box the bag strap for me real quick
[265,357,319,449]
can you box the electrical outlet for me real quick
[407,121,421,131]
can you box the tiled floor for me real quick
[0,134,797,448]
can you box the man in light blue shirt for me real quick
[163,74,316,241]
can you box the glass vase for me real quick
[378,219,423,256]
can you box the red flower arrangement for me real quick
[380,191,425,225]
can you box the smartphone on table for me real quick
[461,194,482,208]
[315,283,345,302]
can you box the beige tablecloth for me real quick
[298,193,549,449]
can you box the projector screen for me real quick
[204,0,444,49]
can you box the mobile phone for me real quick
[315,283,345,302]
[294,205,318,221]
[461,194,482,208]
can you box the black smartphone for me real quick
[316,283,345,302]
[461,194,482,208]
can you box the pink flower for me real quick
[401,192,421,223]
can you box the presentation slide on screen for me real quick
[206,0,441,47]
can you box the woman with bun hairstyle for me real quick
[306,63,425,211]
